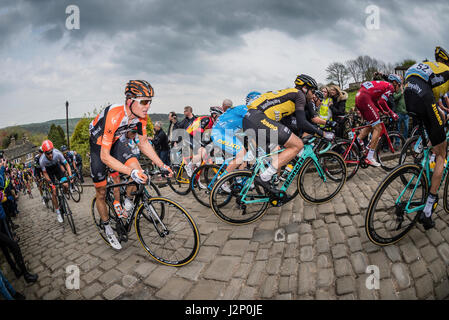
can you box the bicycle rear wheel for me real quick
[191,164,222,207]
[70,183,81,203]
[298,151,346,204]
[209,170,269,225]
[398,135,422,166]
[74,177,83,194]
[376,132,405,171]
[167,164,191,195]
[135,197,200,266]
[365,164,427,246]
[330,139,360,180]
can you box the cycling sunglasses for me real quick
[131,98,152,106]
[45,150,53,156]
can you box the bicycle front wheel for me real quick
[167,164,191,195]
[63,199,77,234]
[330,139,360,180]
[209,170,269,225]
[135,197,200,267]
[298,151,346,204]
[376,132,405,171]
[365,164,427,246]
[191,164,222,207]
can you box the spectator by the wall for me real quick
[152,121,170,165]
[222,99,233,112]
[0,159,38,284]
[167,111,178,148]
[329,84,348,137]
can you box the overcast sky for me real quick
[0,0,448,128]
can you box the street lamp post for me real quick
[66,101,70,149]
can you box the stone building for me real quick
[1,136,37,167]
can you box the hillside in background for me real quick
[0,113,185,137]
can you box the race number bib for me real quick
[362,82,374,90]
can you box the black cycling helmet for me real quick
[435,46,449,65]
[295,74,318,91]
[314,90,324,101]
[60,145,68,152]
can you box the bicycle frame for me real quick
[239,143,326,204]
[105,180,167,236]
[397,146,449,214]
[343,121,394,162]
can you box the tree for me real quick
[47,124,66,149]
[70,117,93,164]
[399,59,416,68]
[352,55,385,81]
[326,62,350,89]
[345,59,362,83]
[146,115,154,138]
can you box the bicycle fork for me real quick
[143,202,169,238]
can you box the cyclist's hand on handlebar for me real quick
[160,164,173,178]
[326,120,338,129]
[390,112,399,122]
[130,169,148,184]
[323,131,335,141]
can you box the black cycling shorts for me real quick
[242,109,292,149]
[44,165,66,184]
[404,76,446,146]
[90,138,137,184]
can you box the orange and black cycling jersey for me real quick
[89,104,147,149]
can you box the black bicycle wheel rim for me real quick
[365,164,426,246]
[135,198,200,266]
[298,152,346,204]
[210,170,269,225]
[330,139,360,180]
[191,164,221,207]
[376,132,405,171]
[167,165,191,195]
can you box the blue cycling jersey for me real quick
[211,104,248,155]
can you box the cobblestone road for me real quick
[2,165,449,300]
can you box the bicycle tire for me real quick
[365,164,427,246]
[75,178,83,194]
[70,184,81,203]
[191,164,222,207]
[209,170,269,225]
[376,131,405,171]
[330,139,361,180]
[442,167,449,214]
[63,200,77,234]
[167,164,191,195]
[297,151,346,204]
[398,135,422,166]
[135,197,200,267]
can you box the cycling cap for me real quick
[245,91,261,105]
[295,74,318,90]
